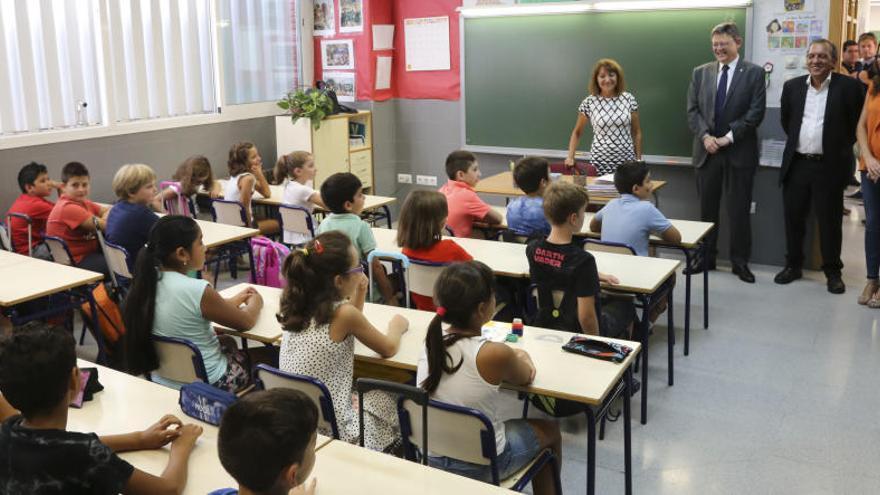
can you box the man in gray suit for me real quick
[687,22,766,283]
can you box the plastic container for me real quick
[512,318,524,337]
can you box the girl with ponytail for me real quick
[122,215,263,392]
[415,261,562,494]
[277,230,409,451]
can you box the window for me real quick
[217,0,299,105]
[0,0,102,135]
[104,0,215,122]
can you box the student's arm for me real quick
[77,215,104,232]
[477,343,535,386]
[238,175,256,223]
[577,296,600,336]
[660,225,682,245]
[200,286,263,331]
[589,216,602,233]
[565,113,590,167]
[0,395,17,421]
[252,167,272,198]
[480,206,503,225]
[630,111,643,160]
[307,191,327,209]
[122,423,202,495]
[209,181,223,199]
[100,415,184,452]
[331,304,408,358]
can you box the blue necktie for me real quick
[714,64,729,136]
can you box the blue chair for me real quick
[278,204,316,246]
[0,222,10,252]
[367,251,410,307]
[397,396,561,492]
[43,235,75,266]
[254,364,340,439]
[208,199,254,285]
[148,335,209,385]
[6,212,33,255]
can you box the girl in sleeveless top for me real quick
[226,141,279,236]
[415,261,562,494]
[277,231,409,451]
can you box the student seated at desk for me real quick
[318,172,398,305]
[212,389,319,495]
[416,262,561,495]
[589,161,681,256]
[0,322,203,494]
[160,155,221,216]
[105,164,161,273]
[396,190,473,311]
[6,161,62,259]
[278,232,409,452]
[439,150,502,238]
[507,156,552,237]
[46,161,111,277]
[275,151,327,246]
[526,182,629,338]
[225,141,279,236]
[122,216,263,393]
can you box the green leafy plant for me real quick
[277,88,334,130]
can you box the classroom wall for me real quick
[0,118,277,212]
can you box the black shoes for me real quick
[683,261,716,275]
[731,263,755,283]
[827,275,846,294]
[774,266,803,284]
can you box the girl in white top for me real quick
[275,151,327,245]
[225,141,279,236]
[415,261,561,494]
[277,231,409,451]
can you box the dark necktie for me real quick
[714,64,729,136]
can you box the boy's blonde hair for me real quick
[543,181,589,226]
[112,163,157,200]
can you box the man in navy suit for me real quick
[776,39,865,293]
[687,22,766,283]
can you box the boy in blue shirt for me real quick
[590,161,681,255]
[507,156,552,236]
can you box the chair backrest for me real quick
[407,259,449,299]
[150,335,209,384]
[357,378,428,462]
[279,204,315,241]
[44,236,74,266]
[583,239,637,256]
[211,199,247,227]
[399,398,499,473]
[254,364,340,438]
[366,251,410,307]
[93,217,130,289]
[0,223,10,252]
[6,213,33,256]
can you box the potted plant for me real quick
[277,88,334,130]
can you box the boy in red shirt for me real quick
[46,162,110,276]
[438,150,502,238]
[6,162,62,259]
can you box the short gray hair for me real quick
[711,22,741,41]
[809,38,838,62]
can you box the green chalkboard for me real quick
[463,8,748,159]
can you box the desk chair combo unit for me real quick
[254,364,341,439]
[209,199,257,286]
[3,213,34,256]
[278,204,316,247]
[147,335,210,385]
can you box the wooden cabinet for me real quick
[274,110,374,192]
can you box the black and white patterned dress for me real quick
[578,92,639,175]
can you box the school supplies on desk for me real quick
[481,321,511,342]
[562,335,632,363]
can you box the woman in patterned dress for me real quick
[564,59,642,176]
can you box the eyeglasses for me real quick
[345,265,365,275]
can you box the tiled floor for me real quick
[76,195,880,494]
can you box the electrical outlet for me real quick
[750,202,757,214]
[397,173,412,184]
[416,175,438,186]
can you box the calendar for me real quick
[403,16,451,72]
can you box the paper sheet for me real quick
[375,56,392,90]
[404,16,451,72]
[760,139,786,168]
[372,24,395,50]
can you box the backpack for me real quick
[159,181,193,217]
[250,236,291,288]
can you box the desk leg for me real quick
[684,248,692,357]
[247,241,256,284]
[667,288,674,386]
[624,367,633,495]
[703,242,709,330]
[382,205,392,229]
[639,297,649,425]
[585,407,596,495]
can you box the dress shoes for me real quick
[731,263,755,283]
[774,267,802,285]
[827,275,846,294]
[683,261,716,275]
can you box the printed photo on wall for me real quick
[323,72,356,102]
[322,39,355,70]
[339,0,363,33]
[313,0,335,36]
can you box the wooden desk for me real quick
[312,440,513,494]
[474,171,666,205]
[0,250,103,307]
[371,227,679,294]
[214,284,638,495]
[193,219,259,250]
[68,360,332,495]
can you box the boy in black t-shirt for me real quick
[0,322,203,494]
[526,181,620,335]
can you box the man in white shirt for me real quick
[777,39,865,294]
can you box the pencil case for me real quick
[179,381,237,425]
[562,335,632,363]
